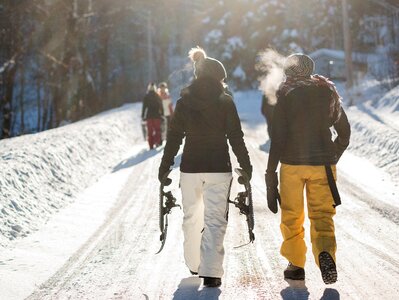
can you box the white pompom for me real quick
[188,46,206,62]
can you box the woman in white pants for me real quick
[157,82,174,142]
[158,47,252,287]
[180,172,232,278]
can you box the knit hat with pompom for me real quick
[188,47,227,81]
[284,53,315,78]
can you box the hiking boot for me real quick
[284,262,305,280]
[319,251,337,284]
[202,277,222,287]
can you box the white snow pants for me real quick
[180,172,232,278]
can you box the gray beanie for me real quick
[284,53,315,77]
[188,47,227,81]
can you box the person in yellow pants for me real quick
[280,164,337,269]
[265,53,350,284]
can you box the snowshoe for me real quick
[156,170,180,254]
[141,120,147,141]
[228,168,255,247]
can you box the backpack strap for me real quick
[325,165,341,208]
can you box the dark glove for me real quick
[158,164,172,186]
[334,139,347,162]
[265,171,281,214]
[238,166,252,185]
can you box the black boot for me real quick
[203,277,222,287]
[319,251,337,284]
[284,262,305,280]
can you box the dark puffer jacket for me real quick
[141,91,163,120]
[159,77,252,175]
[267,85,351,172]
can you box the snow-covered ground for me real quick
[0,106,142,248]
[0,80,398,299]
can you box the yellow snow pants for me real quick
[279,163,337,268]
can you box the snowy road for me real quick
[27,133,399,299]
[1,94,399,299]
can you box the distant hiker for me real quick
[261,93,274,139]
[142,82,164,150]
[158,47,252,288]
[158,82,174,142]
[265,53,350,284]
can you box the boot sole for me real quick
[319,252,337,284]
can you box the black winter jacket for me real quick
[267,85,351,172]
[261,94,274,122]
[141,91,163,120]
[159,77,252,175]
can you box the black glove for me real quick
[158,164,172,186]
[238,166,252,185]
[265,171,281,214]
[334,138,347,162]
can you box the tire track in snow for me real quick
[336,174,399,273]
[339,174,399,225]
[27,148,165,299]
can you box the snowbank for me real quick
[333,79,399,185]
[346,105,399,184]
[372,84,399,113]
[0,104,142,248]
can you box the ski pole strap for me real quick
[325,165,341,208]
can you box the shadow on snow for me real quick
[281,279,340,300]
[173,277,221,300]
[259,139,271,153]
[112,146,182,174]
[112,148,163,173]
